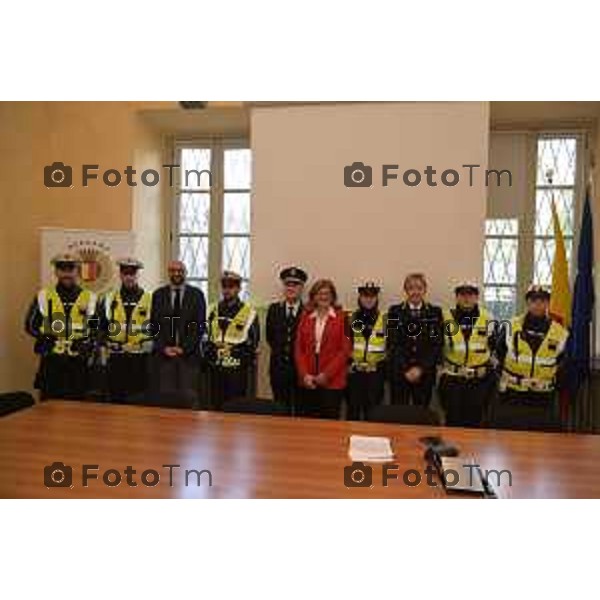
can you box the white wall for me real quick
[251,102,490,308]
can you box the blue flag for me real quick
[566,191,594,397]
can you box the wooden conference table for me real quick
[1,400,600,498]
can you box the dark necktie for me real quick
[173,289,182,345]
[287,305,295,323]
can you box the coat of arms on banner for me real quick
[40,228,135,295]
[66,239,114,293]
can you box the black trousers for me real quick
[298,388,343,420]
[496,389,559,429]
[209,365,249,410]
[152,355,199,408]
[107,353,149,403]
[438,373,496,428]
[270,360,299,410]
[36,354,88,400]
[347,370,385,421]
[390,371,435,407]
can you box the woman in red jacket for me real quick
[294,279,351,419]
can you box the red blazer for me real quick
[294,308,351,390]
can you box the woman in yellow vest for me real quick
[99,258,152,403]
[496,285,568,425]
[438,281,497,427]
[347,282,386,420]
[24,253,97,400]
[206,271,260,410]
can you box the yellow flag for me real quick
[549,199,572,326]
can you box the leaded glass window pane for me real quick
[483,218,518,320]
[222,236,250,280]
[485,218,518,237]
[223,193,251,234]
[179,193,210,234]
[534,189,574,237]
[483,219,518,285]
[534,238,574,287]
[484,286,516,322]
[224,149,252,190]
[536,137,577,186]
[179,236,209,279]
[181,148,212,190]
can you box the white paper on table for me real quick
[348,435,395,463]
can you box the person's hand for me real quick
[404,366,423,383]
[173,346,184,356]
[164,346,179,358]
[314,373,328,387]
[303,374,316,389]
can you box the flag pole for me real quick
[588,174,597,432]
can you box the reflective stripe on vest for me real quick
[37,287,96,354]
[442,307,491,369]
[104,290,152,347]
[352,311,386,366]
[209,302,256,345]
[501,316,568,392]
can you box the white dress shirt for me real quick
[311,307,336,354]
[285,300,301,319]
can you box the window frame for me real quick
[483,218,519,321]
[485,130,587,316]
[530,133,583,293]
[170,137,251,303]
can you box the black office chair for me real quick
[367,405,441,426]
[222,399,291,417]
[0,392,35,417]
[488,404,561,432]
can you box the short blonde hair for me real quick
[403,272,428,291]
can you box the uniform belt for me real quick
[500,371,553,393]
[107,342,148,355]
[443,364,488,379]
[352,362,379,373]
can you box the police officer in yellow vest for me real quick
[206,271,260,410]
[347,282,386,421]
[99,258,152,402]
[438,281,497,427]
[25,253,98,400]
[497,285,568,421]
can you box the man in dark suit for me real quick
[387,273,443,407]
[149,260,206,407]
[266,267,308,413]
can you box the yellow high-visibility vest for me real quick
[37,286,97,355]
[501,315,568,393]
[103,289,152,351]
[351,311,386,366]
[442,307,492,370]
[209,302,256,346]
[208,302,257,369]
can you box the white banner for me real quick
[40,228,135,295]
